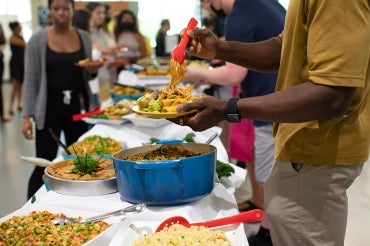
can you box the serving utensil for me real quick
[21,156,52,167]
[205,132,218,144]
[72,106,104,122]
[171,17,198,64]
[48,128,71,154]
[155,209,264,232]
[51,203,146,225]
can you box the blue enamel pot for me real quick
[112,143,216,205]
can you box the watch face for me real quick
[227,114,241,123]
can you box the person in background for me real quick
[114,9,148,62]
[197,0,232,151]
[185,1,285,245]
[0,23,9,123]
[200,0,226,38]
[155,19,170,58]
[103,3,114,32]
[177,0,369,245]
[72,8,100,106]
[22,0,97,199]
[72,8,91,32]
[8,21,25,116]
[86,2,116,103]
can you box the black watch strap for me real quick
[226,98,241,123]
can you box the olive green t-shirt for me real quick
[274,0,370,165]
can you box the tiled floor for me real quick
[0,82,369,245]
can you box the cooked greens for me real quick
[216,160,235,179]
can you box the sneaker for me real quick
[248,227,273,246]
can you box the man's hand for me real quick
[175,96,228,131]
[187,28,223,60]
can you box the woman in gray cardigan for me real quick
[21,0,98,198]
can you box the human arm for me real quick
[22,33,41,122]
[187,28,281,73]
[22,116,33,139]
[177,82,355,131]
[136,33,148,59]
[185,62,247,86]
[9,35,26,47]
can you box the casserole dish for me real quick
[112,143,216,205]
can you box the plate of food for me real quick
[132,105,196,119]
[108,219,248,246]
[82,100,135,125]
[62,135,126,159]
[44,158,118,196]
[133,84,200,119]
[110,83,150,102]
[75,58,106,67]
[0,204,122,246]
[124,113,170,128]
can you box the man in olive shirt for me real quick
[176,0,370,245]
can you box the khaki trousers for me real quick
[265,160,363,246]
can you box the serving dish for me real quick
[82,117,129,126]
[110,84,150,103]
[0,204,122,246]
[112,143,216,205]
[108,220,247,246]
[44,159,118,196]
[61,135,126,160]
[111,92,145,102]
[124,113,170,128]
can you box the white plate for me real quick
[136,75,170,80]
[124,113,170,128]
[108,220,248,246]
[137,75,170,88]
[0,204,123,246]
[82,117,129,126]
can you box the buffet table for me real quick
[1,119,249,245]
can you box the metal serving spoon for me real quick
[155,209,264,232]
[51,203,146,226]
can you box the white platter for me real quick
[0,204,123,246]
[123,113,170,128]
[136,74,170,80]
[82,117,129,126]
[108,219,248,246]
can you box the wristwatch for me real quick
[226,98,241,123]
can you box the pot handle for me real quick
[154,139,184,144]
[134,160,183,169]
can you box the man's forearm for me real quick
[216,37,282,73]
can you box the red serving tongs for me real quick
[72,106,104,122]
[171,17,198,64]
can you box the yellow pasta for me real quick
[131,224,232,246]
[162,105,177,112]
[166,58,187,91]
[138,58,202,113]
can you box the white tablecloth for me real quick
[2,120,248,245]
[16,182,248,245]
